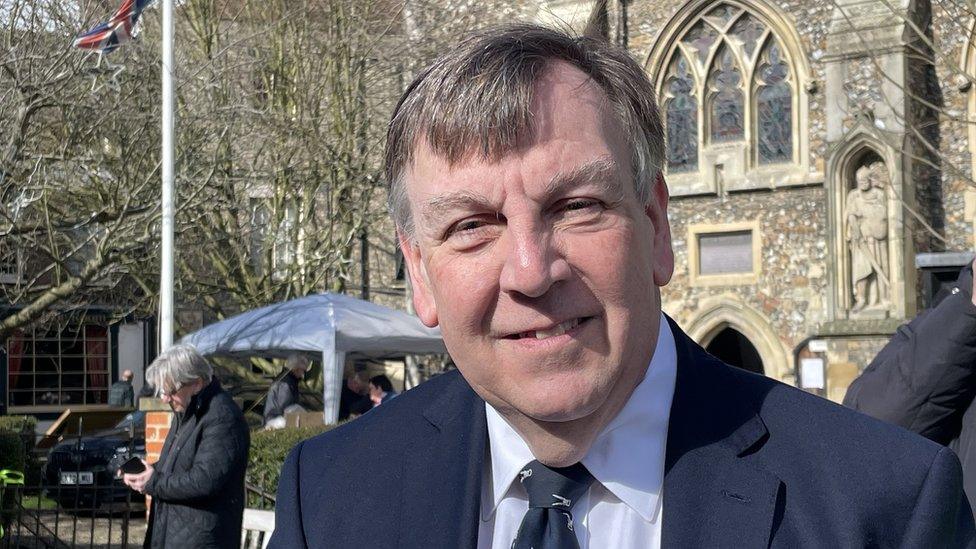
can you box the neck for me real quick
[504,412,615,467]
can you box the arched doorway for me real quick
[705,327,764,375]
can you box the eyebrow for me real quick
[542,157,622,203]
[418,157,623,231]
[419,190,495,231]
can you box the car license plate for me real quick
[60,472,93,485]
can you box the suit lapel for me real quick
[663,319,782,548]
[399,371,486,549]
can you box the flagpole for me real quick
[160,0,175,351]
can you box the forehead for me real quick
[403,64,628,216]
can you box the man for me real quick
[263,354,309,428]
[270,25,973,548]
[368,374,398,407]
[123,344,250,549]
[339,370,372,420]
[846,259,976,516]
[108,369,134,407]
[846,163,890,311]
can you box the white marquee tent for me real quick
[180,293,446,422]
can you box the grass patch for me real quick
[19,495,58,510]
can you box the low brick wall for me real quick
[139,397,173,519]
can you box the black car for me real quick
[43,411,146,510]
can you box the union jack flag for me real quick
[73,0,154,53]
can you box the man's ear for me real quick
[397,230,439,327]
[645,172,675,287]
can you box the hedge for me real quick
[0,415,35,473]
[0,416,36,438]
[246,424,336,507]
[0,416,34,525]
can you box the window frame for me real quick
[687,220,763,287]
[6,324,112,412]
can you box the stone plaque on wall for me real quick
[698,230,753,274]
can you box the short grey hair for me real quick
[285,353,310,371]
[385,23,665,239]
[145,344,213,396]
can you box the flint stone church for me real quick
[522,0,976,402]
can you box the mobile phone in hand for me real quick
[120,456,146,475]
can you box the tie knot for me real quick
[517,460,594,510]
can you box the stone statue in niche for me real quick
[846,162,890,312]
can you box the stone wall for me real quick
[663,186,830,348]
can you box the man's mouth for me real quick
[508,317,591,340]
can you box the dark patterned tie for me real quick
[511,460,594,549]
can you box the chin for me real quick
[520,384,607,424]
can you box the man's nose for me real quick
[499,227,571,298]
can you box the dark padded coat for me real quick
[144,377,250,549]
[845,264,976,515]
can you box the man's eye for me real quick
[444,217,494,240]
[454,220,487,232]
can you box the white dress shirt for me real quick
[478,314,677,549]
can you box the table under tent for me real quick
[180,293,447,423]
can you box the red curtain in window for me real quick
[7,331,23,389]
[85,326,108,404]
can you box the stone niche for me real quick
[825,136,909,321]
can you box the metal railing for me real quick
[0,480,142,548]
[244,472,276,512]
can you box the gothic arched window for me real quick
[658,2,799,173]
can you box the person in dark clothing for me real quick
[339,371,372,420]
[368,374,398,408]
[845,259,976,515]
[263,354,309,428]
[122,344,250,549]
[108,369,134,407]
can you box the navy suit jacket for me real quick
[270,320,975,547]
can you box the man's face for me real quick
[347,376,365,394]
[160,378,203,413]
[291,367,307,380]
[399,62,674,426]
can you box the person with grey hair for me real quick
[122,344,249,549]
[270,23,972,549]
[262,353,310,428]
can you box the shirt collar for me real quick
[483,313,677,523]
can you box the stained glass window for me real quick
[665,54,698,173]
[729,13,766,61]
[705,3,741,29]
[682,21,719,66]
[708,46,744,142]
[756,40,792,164]
[660,5,798,174]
